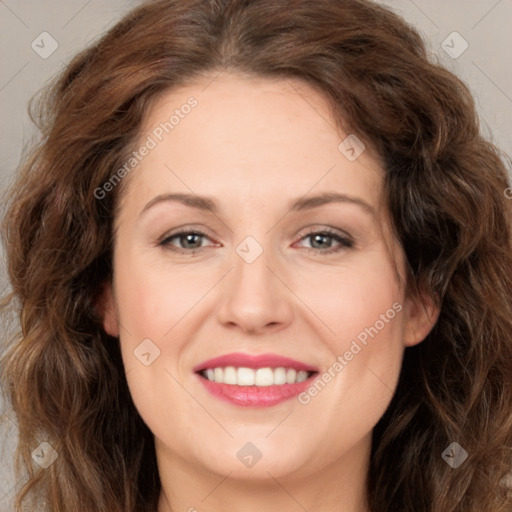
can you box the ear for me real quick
[95,281,120,337]
[402,288,440,347]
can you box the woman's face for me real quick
[102,72,435,484]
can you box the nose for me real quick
[216,242,294,335]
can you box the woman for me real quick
[1,0,511,511]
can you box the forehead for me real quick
[117,72,385,219]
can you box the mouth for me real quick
[193,352,319,407]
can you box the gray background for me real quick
[1,0,511,509]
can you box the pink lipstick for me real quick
[194,352,319,407]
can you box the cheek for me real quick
[112,252,198,437]
[294,252,405,406]
[292,251,403,347]
[112,250,222,421]
[113,251,212,344]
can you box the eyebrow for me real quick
[139,191,375,217]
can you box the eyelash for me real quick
[158,227,354,255]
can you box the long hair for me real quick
[1,0,511,510]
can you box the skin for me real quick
[100,72,439,512]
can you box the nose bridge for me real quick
[216,231,293,332]
[232,233,278,302]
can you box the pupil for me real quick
[312,234,329,248]
[183,233,200,248]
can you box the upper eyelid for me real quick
[159,225,351,238]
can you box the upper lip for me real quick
[193,352,319,373]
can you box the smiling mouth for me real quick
[198,366,317,386]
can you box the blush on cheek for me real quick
[321,300,404,398]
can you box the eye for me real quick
[158,229,215,255]
[294,227,354,254]
[158,227,354,255]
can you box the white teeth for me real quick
[274,367,287,385]
[255,368,274,386]
[237,367,255,386]
[214,367,223,383]
[296,370,308,383]
[223,366,237,385]
[201,366,313,386]
[286,368,297,384]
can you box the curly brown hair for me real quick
[1,0,512,510]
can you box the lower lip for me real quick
[196,373,317,407]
